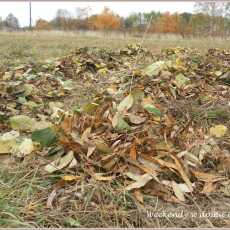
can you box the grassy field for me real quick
[0,31,230,67]
[0,31,230,228]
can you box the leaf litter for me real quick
[0,45,230,208]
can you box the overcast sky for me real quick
[0,1,195,27]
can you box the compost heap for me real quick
[0,44,230,204]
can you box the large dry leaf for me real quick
[0,131,34,157]
[125,173,153,191]
[128,114,146,125]
[177,150,201,166]
[95,140,112,154]
[117,93,134,112]
[139,155,162,171]
[192,170,226,182]
[47,189,57,209]
[15,138,34,157]
[60,116,74,134]
[0,131,19,154]
[130,142,137,161]
[10,115,35,131]
[81,127,92,143]
[87,146,96,158]
[151,154,193,192]
[126,158,159,178]
[144,180,180,204]
[174,73,190,88]
[134,189,144,203]
[45,151,74,173]
[170,154,193,192]
[68,158,78,169]
[151,157,177,170]
[144,61,167,77]
[10,115,51,132]
[112,112,131,131]
[172,181,185,202]
[162,180,193,193]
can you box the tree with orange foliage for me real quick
[36,19,52,30]
[157,12,178,33]
[93,7,121,32]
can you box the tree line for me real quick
[1,2,230,38]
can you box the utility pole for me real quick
[29,0,32,29]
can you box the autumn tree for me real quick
[93,7,121,32]
[153,12,178,34]
[35,19,52,30]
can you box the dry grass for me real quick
[2,143,230,223]
[0,31,230,67]
[1,155,230,228]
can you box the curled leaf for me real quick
[117,93,134,112]
[172,181,185,202]
[144,61,167,77]
[126,173,153,191]
[143,103,162,117]
[45,151,74,173]
[128,114,146,125]
[112,112,131,132]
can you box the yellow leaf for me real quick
[62,175,81,181]
[93,173,114,181]
[210,125,227,138]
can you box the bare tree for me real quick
[5,13,19,30]
[75,6,91,20]
[194,2,229,37]
[52,9,72,30]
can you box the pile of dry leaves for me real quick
[0,45,230,206]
